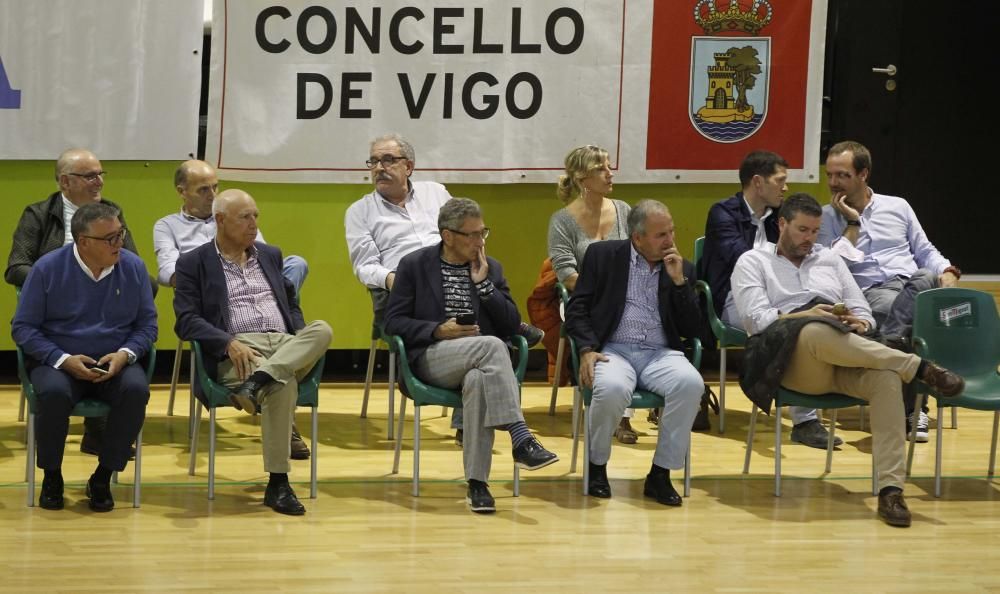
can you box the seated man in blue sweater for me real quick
[12,202,157,512]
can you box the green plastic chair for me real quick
[565,333,700,497]
[390,334,530,497]
[693,236,747,434]
[19,344,156,508]
[188,340,324,500]
[905,288,1000,497]
[548,281,572,415]
[742,388,875,496]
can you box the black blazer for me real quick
[384,243,521,364]
[564,239,701,353]
[698,193,779,317]
[173,241,304,380]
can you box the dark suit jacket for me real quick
[385,243,521,364]
[698,193,779,317]
[564,240,701,353]
[173,241,304,381]
[5,192,141,287]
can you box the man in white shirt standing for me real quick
[153,160,311,459]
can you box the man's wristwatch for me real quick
[845,220,861,227]
[124,351,137,366]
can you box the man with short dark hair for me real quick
[385,197,558,514]
[732,193,964,527]
[5,148,151,457]
[700,150,835,449]
[174,189,332,515]
[565,199,704,506]
[13,202,156,512]
[818,140,960,441]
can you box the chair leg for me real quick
[582,404,590,496]
[871,446,877,496]
[208,407,217,500]
[683,445,691,497]
[133,428,142,508]
[188,401,203,476]
[26,412,35,507]
[412,405,422,497]
[742,404,759,474]
[18,386,26,423]
[549,337,565,416]
[310,406,318,499]
[513,459,520,497]
[392,397,407,474]
[859,403,866,432]
[951,407,958,430]
[360,339,377,418]
[906,394,925,477]
[774,405,783,497]
[570,386,582,474]
[824,409,837,473]
[934,404,944,498]
[440,406,447,418]
[988,411,999,478]
[387,350,396,440]
[718,347,727,434]
[168,339,184,416]
[187,352,196,439]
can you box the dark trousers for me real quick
[30,363,149,472]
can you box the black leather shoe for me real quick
[264,481,306,515]
[39,474,64,510]
[512,437,559,470]
[230,380,263,414]
[878,489,912,527]
[466,480,496,514]
[290,427,310,460]
[588,462,611,498]
[85,476,115,512]
[643,472,682,507]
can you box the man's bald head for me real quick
[213,189,259,252]
[55,148,104,205]
[175,160,219,219]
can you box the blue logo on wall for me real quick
[1,56,22,109]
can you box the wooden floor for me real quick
[2,382,1000,592]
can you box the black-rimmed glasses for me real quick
[447,227,490,241]
[81,228,127,247]
[365,155,407,169]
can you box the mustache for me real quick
[376,173,393,182]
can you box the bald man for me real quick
[173,189,332,515]
[6,148,152,457]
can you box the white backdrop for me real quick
[0,0,203,160]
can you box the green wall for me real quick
[0,160,829,350]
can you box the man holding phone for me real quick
[12,202,157,512]
[385,198,558,514]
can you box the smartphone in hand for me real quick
[456,312,476,326]
[89,362,110,375]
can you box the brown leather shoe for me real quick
[920,362,965,397]
[877,489,911,527]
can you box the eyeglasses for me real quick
[365,155,407,169]
[447,227,490,241]
[81,228,127,247]
[67,171,106,182]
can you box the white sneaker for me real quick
[908,411,930,443]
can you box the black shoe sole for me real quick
[588,487,612,499]
[85,484,114,512]
[879,513,912,528]
[515,454,559,471]
[466,497,496,513]
[290,451,310,460]
[38,498,64,510]
[265,501,306,515]
[643,485,682,507]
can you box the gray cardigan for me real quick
[546,199,631,283]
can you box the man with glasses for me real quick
[13,202,156,512]
[154,160,312,459]
[385,197,558,514]
[5,148,153,457]
[344,133,543,445]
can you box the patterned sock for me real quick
[507,421,533,448]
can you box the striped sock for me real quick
[508,421,533,448]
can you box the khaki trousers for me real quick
[780,323,921,491]
[218,320,332,473]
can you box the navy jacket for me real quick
[173,241,304,381]
[384,243,521,364]
[564,240,700,353]
[698,193,779,317]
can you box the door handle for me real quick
[872,64,897,76]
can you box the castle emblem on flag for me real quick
[689,0,772,143]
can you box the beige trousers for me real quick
[218,320,332,473]
[780,323,921,491]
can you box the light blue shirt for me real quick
[817,191,951,290]
[153,209,265,286]
[607,244,667,348]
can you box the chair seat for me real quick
[716,324,748,347]
[70,399,113,417]
[776,388,866,410]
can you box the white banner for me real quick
[206,0,826,184]
[0,0,203,160]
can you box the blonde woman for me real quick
[547,145,638,443]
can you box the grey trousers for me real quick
[589,342,703,470]
[414,336,524,482]
[864,269,938,339]
[781,323,921,491]
[218,320,332,473]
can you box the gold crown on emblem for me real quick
[693,0,773,35]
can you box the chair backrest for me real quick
[912,288,1000,377]
[693,236,704,268]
